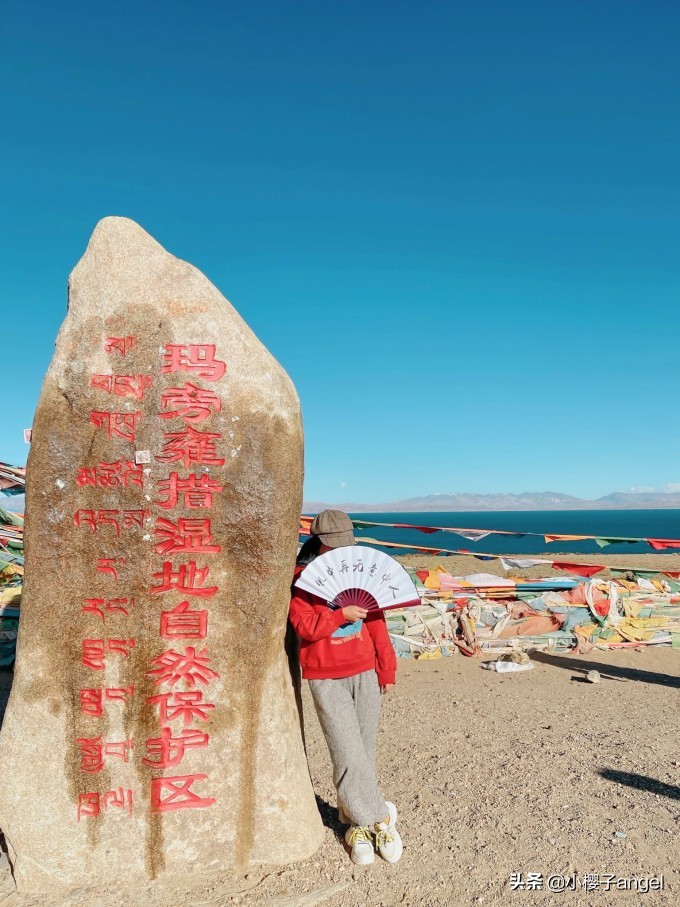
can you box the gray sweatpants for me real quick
[309,670,388,828]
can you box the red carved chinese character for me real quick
[102,788,133,815]
[160,383,222,423]
[156,428,224,467]
[77,793,100,819]
[147,647,219,688]
[90,373,153,401]
[97,557,125,580]
[161,345,226,381]
[151,561,218,597]
[157,473,224,509]
[160,601,209,640]
[148,691,215,726]
[150,775,216,813]
[104,336,135,356]
[142,727,209,768]
[90,411,141,442]
[154,517,220,555]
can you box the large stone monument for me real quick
[0,217,323,891]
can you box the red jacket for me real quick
[289,565,397,685]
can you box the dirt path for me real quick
[1,646,678,906]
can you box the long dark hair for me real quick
[296,535,322,566]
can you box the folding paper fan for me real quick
[295,545,421,611]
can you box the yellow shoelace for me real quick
[347,826,373,847]
[375,826,395,848]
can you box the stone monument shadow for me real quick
[314,794,346,840]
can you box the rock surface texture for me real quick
[0,217,323,891]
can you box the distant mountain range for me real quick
[4,490,680,517]
[302,490,680,513]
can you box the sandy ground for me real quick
[0,554,678,906]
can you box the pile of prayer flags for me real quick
[0,506,22,667]
[386,566,680,657]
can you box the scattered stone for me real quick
[585,671,601,684]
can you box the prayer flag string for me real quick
[299,515,680,552]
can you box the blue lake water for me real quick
[348,510,680,556]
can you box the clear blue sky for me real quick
[2,1,679,504]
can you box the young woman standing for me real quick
[289,509,403,865]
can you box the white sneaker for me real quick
[375,801,403,863]
[344,825,375,865]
